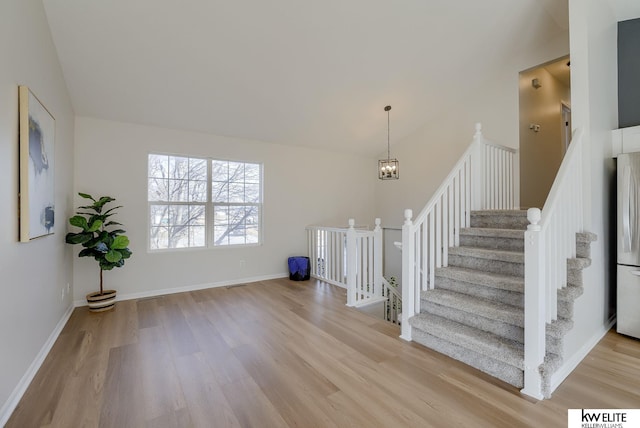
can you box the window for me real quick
[148,154,262,250]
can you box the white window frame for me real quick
[147,153,263,251]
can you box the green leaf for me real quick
[105,221,122,227]
[103,206,122,216]
[87,219,103,232]
[65,232,93,245]
[78,248,98,258]
[69,215,88,230]
[95,197,115,209]
[78,192,95,201]
[108,229,126,235]
[105,250,123,263]
[111,235,130,250]
[119,248,133,259]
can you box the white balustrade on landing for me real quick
[306,218,385,308]
[382,277,402,325]
[401,123,518,341]
[522,129,584,399]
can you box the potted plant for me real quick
[65,193,132,312]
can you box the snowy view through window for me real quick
[148,154,262,250]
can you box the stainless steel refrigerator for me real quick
[617,152,640,339]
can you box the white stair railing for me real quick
[382,277,402,324]
[522,129,584,399]
[306,218,385,307]
[401,123,517,341]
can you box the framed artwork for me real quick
[19,86,55,242]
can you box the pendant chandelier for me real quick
[378,105,399,180]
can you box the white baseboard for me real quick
[0,304,75,427]
[549,316,616,394]
[73,272,289,307]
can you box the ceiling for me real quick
[42,0,571,156]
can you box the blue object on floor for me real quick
[288,256,310,281]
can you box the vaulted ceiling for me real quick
[43,0,579,155]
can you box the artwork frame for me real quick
[19,86,55,242]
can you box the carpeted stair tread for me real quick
[448,246,524,263]
[557,284,584,302]
[470,210,529,230]
[435,266,524,293]
[577,232,597,243]
[546,317,574,339]
[568,257,591,270]
[411,329,524,388]
[421,289,524,327]
[409,313,524,368]
[460,227,525,239]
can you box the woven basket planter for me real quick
[86,290,117,312]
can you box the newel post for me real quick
[373,218,383,299]
[400,209,415,341]
[522,207,545,399]
[471,122,484,210]
[346,218,357,307]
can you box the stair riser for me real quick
[558,300,574,319]
[435,276,524,308]
[577,241,591,258]
[448,254,524,277]
[411,329,524,388]
[547,336,563,356]
[421,300,524,343]
[459,235,524,252]
[470,215,529,230]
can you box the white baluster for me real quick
[374,218,383,298]
[401,209,415,341]
[346,219,357,307]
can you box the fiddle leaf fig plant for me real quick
[65,193,132,295]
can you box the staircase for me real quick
[408,210,596,397]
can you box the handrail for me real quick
[522,128,585,399]
[400,123,518,341]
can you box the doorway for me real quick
[518,56,571,209]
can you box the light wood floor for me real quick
[7,278,640,427]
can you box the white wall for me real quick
[73,117,376,301]
[374,32,570,227]
[552,0,619,389]
[0,0,75,423]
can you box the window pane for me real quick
[229,227,246,245]
[190,206,206,226]
[168,179,190,202]
[228,162,244,182]
[229,183,244,203]
[212,181,228,203]
[245,163,260,183]
[245,183,260,203]
[212,160,228,181]
[168,225,189,248]
[169,156,189,180]
[150,205,169,226]
[148,178,169,201]
[228,206,245,224]
[190,226,206,247]
[149,154,169,178]
[189,180,207,202]
[214,226,229,245]
[246,226,259,244]
[189,158,207,181]
[150,226,168,249]
[245,206,259,225]
[214,206,228,225]
[169,205,190,225]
